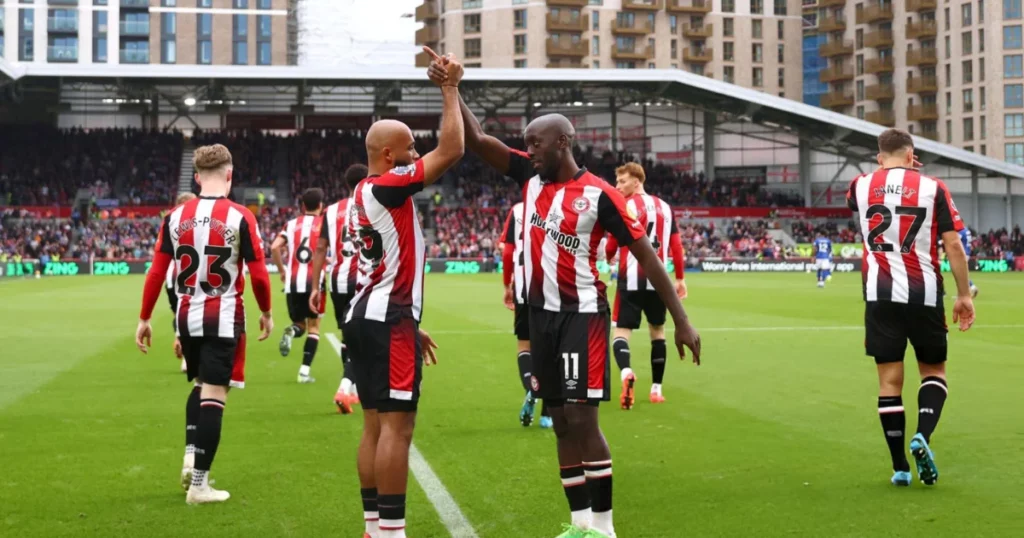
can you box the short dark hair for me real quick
[345,164,368,189]
[301,188,324,212]
[878,128,914,154]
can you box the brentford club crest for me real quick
[530,375,540,392]
[571,197,591,213]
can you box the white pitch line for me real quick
[325,333,480,538]
[423,324,1023,335]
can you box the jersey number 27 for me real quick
[866,204,927,254]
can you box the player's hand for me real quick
[309,289,321,314]
[426,50,448,87]
[173,337,183,359]
[952,296,975,331]
[135,319,152,354]
[912,154,923,169]
[258,311,274,341]
[423,47,463,87]
[675,279,688,300]
[279,273,285,283]
[503,285,515,311]
[419,329,439,366]
[674,318,701,365]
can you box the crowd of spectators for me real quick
[0,219,74,261]
[790,219,860,244]
[429,208,502,259]
[0,126,182,207]
[970,226,1024,258]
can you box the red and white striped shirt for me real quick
[506,151,644,313]
[500,202,527,304]
[847,167,964,307]
[613,193,678,291]
[324,198,359,295]
[345,161,426,324]
[156,196,265,338]
[278,215,322,294]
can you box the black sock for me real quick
[378,493,406,534]
[560,465,591,513]
[361,487,379,523]
[194,398,225,473]
[517,351,532,392]
[650,339,667,384]
[612,337,631,372]
[185,386,201,454]
[289,324,306,338]
[584,460,613,515]
[302,334,319,367]
[916,377,948,443]
[878,396,910,472]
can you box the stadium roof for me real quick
[10,63,1024,180]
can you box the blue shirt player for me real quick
[960,228,979,297]
[813,233,833,288]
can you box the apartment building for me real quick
[0,0,292,66]
[806,0,1024,164]
[414,0,805,100]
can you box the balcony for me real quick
[683,47,713,63]
[120,49,150,63]
[120,21,150,36]
[821,91,855,108]
[819,65,854,83]
[546,0,588,6]
[819,0,848,6]
[415,50,431,68]
[47,45,78,62]
[818,16,846,33]
[622,0,664,10]
[613,44,656,60]
[908,0,938,12]
[864,29,892,48]
[906,20,938,40]
[866,110,896,126]
[665,0,712,14]
[547,13,588,32]
[819,40,853,57]
[546,38,587,57]
[865,83,895,101]
[907,76,939,94]
[907,103,939,121]
[907,48,937,66]
[415,2,438,22]
[121,0,149,8]
[415,25,439,44]
[547,61,588,68]
[612,18,654,35]
[856,5,893,24]
[682,23,713,39]
[47,17,79,33]
[865,57,894,73]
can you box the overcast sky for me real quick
[298,0,421,67]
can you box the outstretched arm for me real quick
[419,48,465,186]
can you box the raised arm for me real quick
[419,48,465,186]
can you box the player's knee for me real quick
[200,383,229,402]
[380,412,416,443]
[613,327,632,340]
[918,360,946,380]
[649,324,665,340]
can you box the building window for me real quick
[1005,84,1024,106]
[1007,0,1023,19]
[258,41,271,65]
[723,41,734,61]
[753,20,762,39]
[774,0,786,16]
[857,80,865,100]
[724,65,734,83]
[964,89,974,111]
[963,60,973,83]
[777,43,784,62]
[514,34,527,54]
[946,120,953,143]
[1005,26,1023,48]
[258,15,271,38]
[233,41,247,64]
[979,29,985,53]
[777,20,784,39]
[723,18,733,37]
[48,37,78,62]
[962,31,972,55]
[514,59,526,68]
[258,0,271,8]
[979,0,985,23]
[751,0,763,13]
[753,67,763,87]
[234,14,248,38]
[856,106,865,119]
[198,40,212,64]
[592,14,599,31]
[963,3,973,26]
[93,11,108,63]
[19,9,33,62]
[162,39,176,64]
[1006,55,1024,77]
[198,0,212,6]
[463,0,482,8]
[945,36,951,59]
[593,60,600,68]
[752,43,762,63]
[198,14,212,37]
[1006,143,1024,164]
[946,91,952,114]
[234,0,248,7]
[857,55,864,75]
[591,35,600,56]
[981,88,987,110]
[93,37,107,62]
[981,115,987,139]
[464,38,481,58]
[722,0,735,13]
[777,68,784,87]
[514,9,526,30]
[671,39,677,59]
[1005,113,1024,136]
[981,144,987,155]
[669,15,677,33]
[945,8,950,30]
[464,14,480,33]
[981,57,986,81]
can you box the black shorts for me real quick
[612,289,667,330]
[513,303,530,341]
[331,292,355,330]
[528,307,610,404]
[180,334,247,388]
[865,301,948,364]
[286,291,324,323]
[343,317,422,413]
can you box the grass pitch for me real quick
[1,272,1022,537]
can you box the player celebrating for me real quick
[271,188,326,383]
[428,61,701,538]
[341,47,462,538]
[310,163,369,414]
[603,163,686,409]
[167,192,197,373]
[500,201,552,428]
[135,144,274,504]
[813,231,833,288]
[846,129,975,487]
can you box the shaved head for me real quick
[523,113,578,182]
[526,114,575,140]
[365,119,419,174]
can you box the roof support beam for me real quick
[813,158,854,206]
